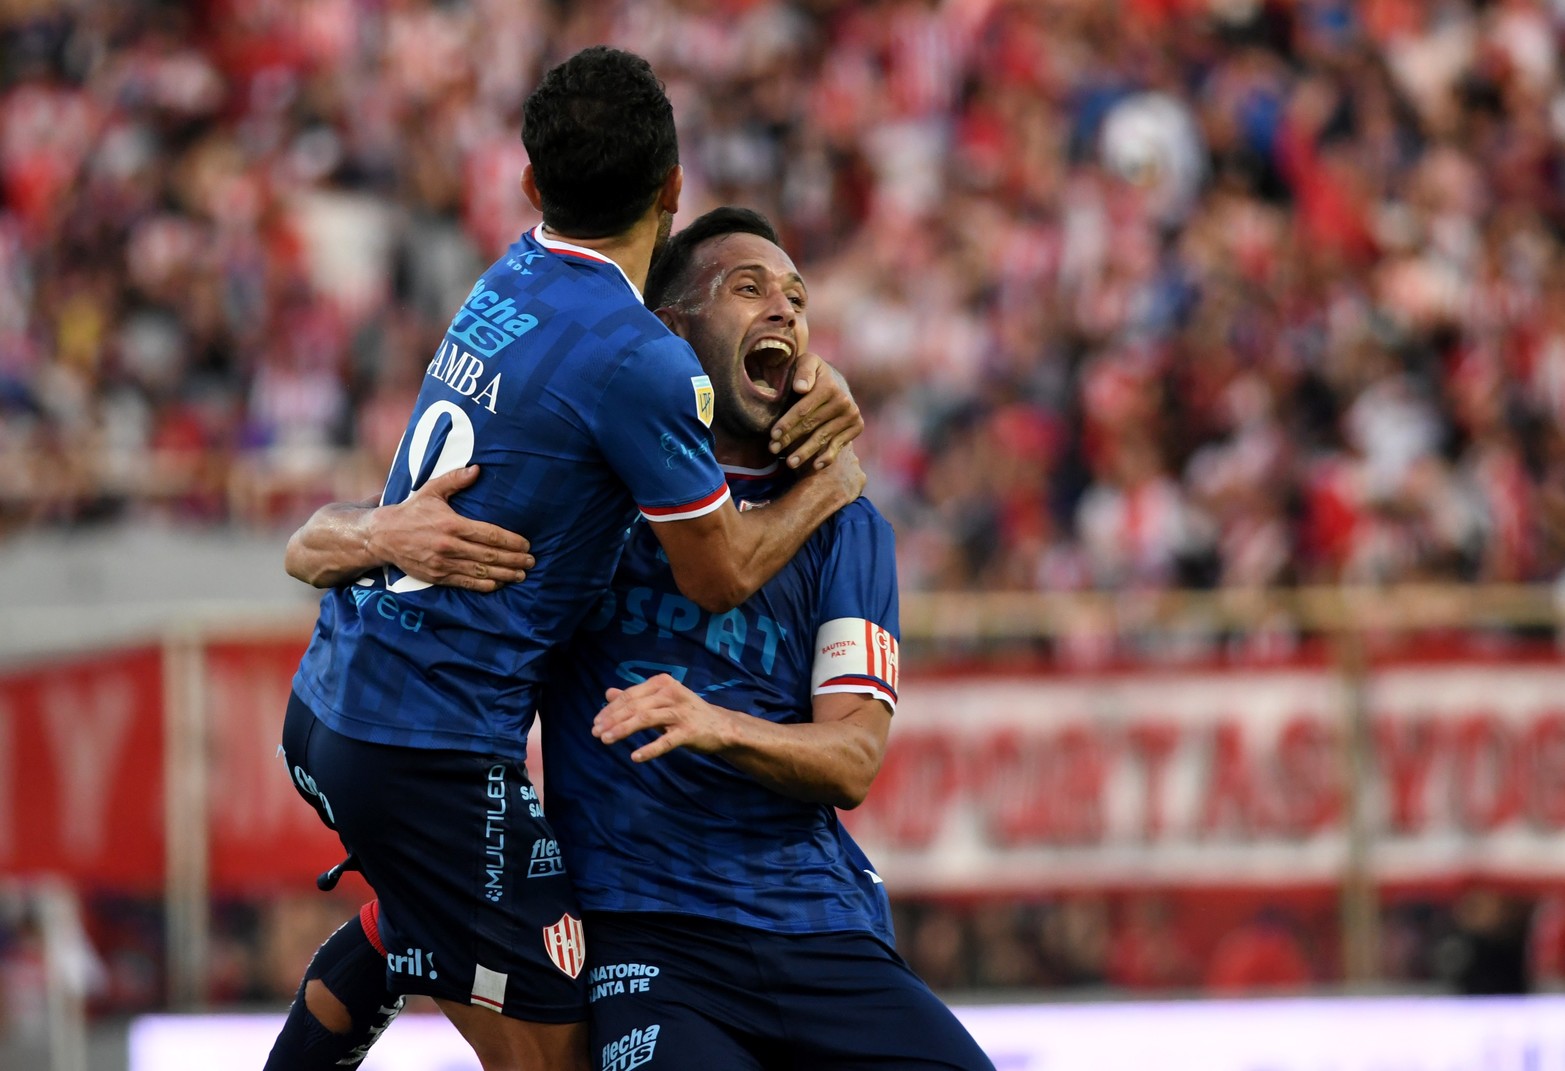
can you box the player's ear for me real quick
[521,164,544,212]
[654,305,688,337]
[658,164,683,216]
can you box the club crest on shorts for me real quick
[691,375,714,427]
[543,913,586,978]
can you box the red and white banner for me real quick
[0,638,347,892]
[4,641,1562,896]
[0,647,166,889]
[0,634,541,894]
[200,637,346,891]
[845,658,1565,892]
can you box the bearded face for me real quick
[674,232,809,442]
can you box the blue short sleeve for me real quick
[810,504,900,710]
[595,338,730,521]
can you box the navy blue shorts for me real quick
[281,691,587,1023]
[584,912,994,1071]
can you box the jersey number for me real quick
[382,401,476,593]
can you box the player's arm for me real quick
[602,339,864,613]
[593,677,890,809]
[600,510,901,807]
[649,447,864,613]
[769,352,863,470]
[284,465,535,591]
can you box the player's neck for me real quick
[714,435,773,471]
[540,214,661,291]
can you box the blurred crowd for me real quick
[892,886,1543,995]
[5,0,1565,595]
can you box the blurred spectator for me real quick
[0,885,105,1042]
[0,906,46,1044]
[1380,900,1442,985]
[1107,893,1200,991]
[1433,886,1531,995]
[1529,891,1565,990]
[1036,896,1112,988]
[969,901,1042,989]
[1205,908,1314,994]
[902,901,975,991]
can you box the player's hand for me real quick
[769,353,862,471]
[593,674,732,762]
[367,465,535,592]
[806,442,866,506]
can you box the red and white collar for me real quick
[531,224,642,303]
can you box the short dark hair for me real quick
[644,206,781,310]
[521,47,679,238]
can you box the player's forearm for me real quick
[285,500,381,588]
[671,476,855,612]
[729,475,857,599]
[714,710,883,809]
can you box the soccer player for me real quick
[555,208,993,1071]
[290,208,995,1070]
[269,50,863,1071]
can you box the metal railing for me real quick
[901,583,1564,643]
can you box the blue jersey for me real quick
[541,464,901,940]
[293,226,730,760]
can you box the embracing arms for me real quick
[650,446,863,612]
[284,466,536,590]
[284,355,863,609]
[615,351,865,612]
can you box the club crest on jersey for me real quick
[543,913,586,978]
[692,375,715,427]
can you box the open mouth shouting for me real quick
[743,337,796,401]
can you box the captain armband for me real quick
[810,617,899,711]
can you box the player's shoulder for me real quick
[810,495,898,599]
[826,496,895,543]
[612,328,704,388]
[626,323,699,360]
[488,233,664,330]
[558,278,686,362]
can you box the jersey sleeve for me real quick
[594,338,731,522]
[810,505,901,712]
